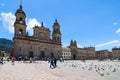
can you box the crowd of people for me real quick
[0,56,64,69]
[0,56,16,65]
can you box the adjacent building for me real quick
[68,40,96,60]
[96,50,109,60]
[77,48,86,60]
[62,47,71,60]
[83,47,96,59]
[0,51,8,57]
[112,47,120,59]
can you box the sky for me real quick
[0,0,120,51]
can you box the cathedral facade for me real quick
[13,5,62,59]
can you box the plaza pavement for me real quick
[0,60,120,80]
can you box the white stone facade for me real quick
[62,47,71,59]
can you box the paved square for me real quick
[0,60,120,80]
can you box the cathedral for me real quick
[13,4,62,59]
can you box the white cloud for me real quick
[77,44,83,48]
[0,12,15,33]
[116,28,120,34]
[95,40,120,48]
[113,22,118,26]
[0,12,41,35]
[27,18,41,35]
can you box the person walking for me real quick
[11,57,16,65]
[54,58,57,68]
[30,57,32,63]
[50,57,55,69]
[0,57,3,64]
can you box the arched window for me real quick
[20,17,22,21]
[18,29,23,35]
[19,17,23,23]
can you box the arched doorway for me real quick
[40,51,45,59]
[50,52,54,58]
[73,54,76,59]
[29,51,34,58]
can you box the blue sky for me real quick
[0,0,120,51]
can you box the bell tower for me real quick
[14,4,27,36]
[69,40,78,59]
[52,19,61,44]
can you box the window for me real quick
[20,17,22,21]
[20,17,23,23]
[18,29,23,35]
[19,47,21,52]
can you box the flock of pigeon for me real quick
[57,60,120,77]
